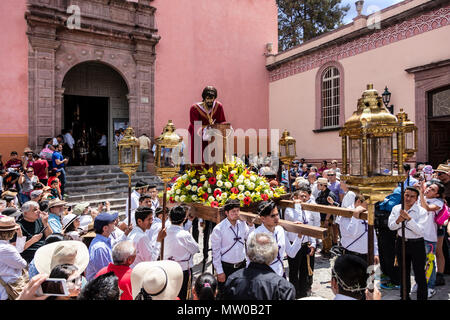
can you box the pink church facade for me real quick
[0,0,278,162]
[267,0,450,167]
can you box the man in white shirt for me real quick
[147,185,160,212]
[340,194,379,264]
[284,187,321,298]
[388,186,428,300]
[137,133,151,172]
[123,180,148,228]
[127,206,166,268]
[163,206,199,300]
[97,131,108,164]
[307,172,319,200]
[211,199,255,297]
[248,200,302,278]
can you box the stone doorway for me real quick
[62,61,129,165]
[428,85,450,167]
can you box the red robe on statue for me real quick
[188,101,226,164]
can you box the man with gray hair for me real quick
[95,240,136,300]
[222,232,296,300]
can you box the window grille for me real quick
[321,67,340,128]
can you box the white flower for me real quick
[244,179,250,185]
[268,191,274,197]
[192,195,198,201]
[231,170,237,175]
[208,188,212,194]
[182,174,188,180]
[208,196,215,203]
[250,176,256,182]
[221,192,228,200]
[238,185,245,192]
[176,189,181,195]
[239,175,245,181]
[224,182,232,189]
[200,175,206,181]
[191,179,197,184]
[175,195,180,202]
[237,179,244,185]
[186,185,192,191]
[237,194,245,200]
[216,180,223,187]
[191,186,198,192]
[244,191,251,197]
[180,195,186,202]
[216,174,222,180]
[204,181,209,188]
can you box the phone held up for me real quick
[36,278,69,297]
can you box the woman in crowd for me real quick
[18,167,39,204]
[193,272,218,300]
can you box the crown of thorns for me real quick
[330,256,366,293]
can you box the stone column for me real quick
[55,87,65,135]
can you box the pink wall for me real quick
[0,0,28,158]
[153,0,278,137]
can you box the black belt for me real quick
[343,249,367,259]
[398,236,424,243]
[222,260,246,269]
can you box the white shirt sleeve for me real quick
[210,224,224,274]
[13,236,26,254]
[284,230,302,258]
[180,231,200,255]
[388,206,402,231]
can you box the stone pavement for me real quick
[189,226,450,300]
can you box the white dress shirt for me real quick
[388,203,427,239]
[249,224,302,277]
[163,225,199,271]
[311,182,320,200]
[334,293,357,300]
[284,199,321,248]
[422,198,443,242]
[150,198,160,212]
[109,226,127,248]
[339,204,379,256]
[98,135,107,147]
[0,240,28,300]
[12,236,26,254]
[211,218,254,275]
[64,133,75,149]
[127,226,160,268]
[336,190,356,225]
[124,190,141,227]
[146,217,191,244]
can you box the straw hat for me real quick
[317,177,328,185]
[34,240,89,277]
[48,198,68,209]
[293,177,309,187]
[435,164,449,174]
[0,216,20,232]
[62,213,79,231]
[130,261,183,300]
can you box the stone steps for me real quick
[64,165,165,213]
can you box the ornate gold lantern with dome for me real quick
[279,129,297,191]
[154,120,183,259]
[394,108,418,165]
[339,84,411,272]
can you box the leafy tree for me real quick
[277,0,350,51]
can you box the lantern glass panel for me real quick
[121,146,132,164]
[288,143,295,158]
[349,138,362,176]
[405,131,414,150]
[280,145,287,158]
[368,136,392,176]
[160,147,175,167]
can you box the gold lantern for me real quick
[118,127,140,227]
[154,120,183,259]
[340,84,409,271]
[279,129,297,191]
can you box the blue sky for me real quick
[340,0,405,24]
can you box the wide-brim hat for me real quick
[317,178,328,185]
[2,190,17,199]
[293,177,308,186]
[48,198,68,209]
[130,261,183,300]
[34,240,89,277]
[0,216,20,231]
[62,213,79,231]
[1,208,22,219]
[73,202,90,215]
[435,164,449,174]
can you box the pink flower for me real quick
[211,201,219,208]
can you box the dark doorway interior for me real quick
[428,86,450,168]
[64,95,109,166]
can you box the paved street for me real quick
[190,226,450,300]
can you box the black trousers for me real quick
[178,268,192,300]
[191,218,199,243]
[395,237,427,300]
[287,243,312,298]
[376,228,400,284]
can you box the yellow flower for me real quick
[189,170,196,178]
[229,193,237,200]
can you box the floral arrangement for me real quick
[167,160,286,208]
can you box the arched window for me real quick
[314,61,345,132]
[321,66,340,128]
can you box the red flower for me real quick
[197,183,203,188]
[208,177,217,185]
[243,197,252,206]
[167,187,171,191]
[202,193,209,200]
[210,201,219,208]
[185,181,190,186]
[231,187,239,194]
[261,194,268,201]
[213,189,222,198]
[229,174,235,181]
[169,197,175,203]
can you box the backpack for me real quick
[435,203,449,226]
[39,147,53,161]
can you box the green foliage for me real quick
[277,0,350,51]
